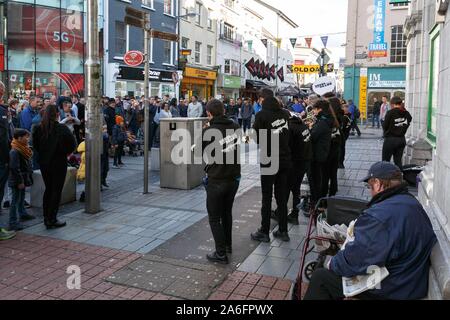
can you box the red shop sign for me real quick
[124,51,144,67]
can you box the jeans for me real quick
[9,187,26,228]
[382,136,406,169]
[242,118,252,134]
[206,180,240,256]
[372,114,380,128]
[0,163,8,207]
[41,162,67,224]
[303,268,384,300]
[260,168,289,234]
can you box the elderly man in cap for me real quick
[304,161,437,300]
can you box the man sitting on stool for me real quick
[304,162,437,300]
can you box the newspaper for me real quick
[342,267,389,297]
[315,214,348,251]
[340,220,389,297]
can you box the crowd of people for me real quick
[0,81,437,300]
[202,88,435,300]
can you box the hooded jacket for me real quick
[330,184,437,300]
[202,115,241,182]
[288,116,312,163]
[311,111,333,163]
[383,107,412,138]
[253,98,292,170]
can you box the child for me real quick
[112,116,127,168]
[9,129,35,231]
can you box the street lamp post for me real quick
[85,0,102,214]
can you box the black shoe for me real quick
[251,230,270,243]
[46,220,67,230]
[102,182,110,188]
[20,214,36,222]
[226,246,232,254]
[270,210,279,221]
[79,192,85,203]
[24,200,31,209]
[338,163,345,169]
[3,201,10,209]
[273,230,290,242]
[206,252,229,265]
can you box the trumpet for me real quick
[302,106,316,126]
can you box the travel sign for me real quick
[368,0,388,58]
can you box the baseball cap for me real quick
[360,161,402,183]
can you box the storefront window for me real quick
[6,1,85,97]
[427,26,440,144]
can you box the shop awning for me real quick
[246,80,270,88]
[277,85,301,97]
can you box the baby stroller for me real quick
[292,196,368,300]
[126,129,144,157]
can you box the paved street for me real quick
[0,128,390,300]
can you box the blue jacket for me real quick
[330,184,437,300]
[20,106,37,132]
[348,103,357,121]
[253,102,262,114]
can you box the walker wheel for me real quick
[304,262,318,281]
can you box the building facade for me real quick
[179,0,218,100]
[103,0,179,98]
[344,0,409,119]
[404,0,450,299]
[1,0,86,98]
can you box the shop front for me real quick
[181,67,216,100]
[116,66,176,98]
[217,74,242,100]
[2,1,85,98]
[344,66,406,118]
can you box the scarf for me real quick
[11,138,33,160]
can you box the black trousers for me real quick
[304,268,383,300]
[101,152,109,183]
[310,161,327,203]
[340,135,349,166]
[261,168,289,234]
[114,144,124,166]
[40,162,67,224]
[382,136,406,169]
[322,144,340,197]
[289,162,309,215]
[206,180,240,256]
[351,120,361,136]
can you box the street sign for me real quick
[180,49,192,56]
[172,72,179,84]
[125,6,146,20]
[124,16,145,28]
[290,64,334,74]
[124,50,144,67]
[312,76,336,96]
[151,30,179,42]
[323,54,331,65]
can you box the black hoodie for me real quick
[202,115,241,182]
[0,104,9,165]
[383,107,412,138]
[311,111,333,163]
[288,116,312,163]
[253,97,292,169]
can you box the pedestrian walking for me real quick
[251,96,292,243]
[202,99,241,265]
[382,96,412,169]
[348,100,361,137]
[304,162,437,300]
[32,105,76,229]
[380,95,390,127]
[8,129,35,231]
[240,98,253,140]
[372,97,382,129]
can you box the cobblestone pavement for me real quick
[0,128,389,300]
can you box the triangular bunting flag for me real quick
[277,67,284,82]
[290,38,297,48]
[305,37,312,48]
[261,39,268,48]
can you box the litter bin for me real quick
[159,118,207,190]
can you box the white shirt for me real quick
[159,109,172,120]
[188,102,203,118]
[71,104,79,119]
